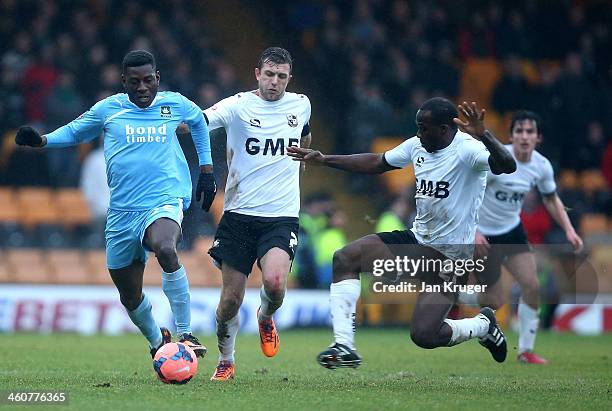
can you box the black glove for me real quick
[196,172,216,212]
[15,126,43,147]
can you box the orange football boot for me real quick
[210,361,235,381]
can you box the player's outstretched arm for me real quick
[541,193,584,252]
[454,101,516,175]
[287,146,395,174]
[15,126,47,147]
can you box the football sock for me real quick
[330,279,361,350]
[162,265,191,335]
[216,313,240,363]
[127,293,162,349]
[258,286,283,320]
[518,299,539,354]
[443,313,490,346]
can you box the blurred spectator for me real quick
[79,137,109,246]
[45,72,86,187]
[572,121,607,171]
[313,207,347,288]
[457,12,496,60]
[496,9,533,58]
[0,67,26,133]
[375,191,415,233]
[289,0,610,180]
[348,83,393,153]
[603,141,612,189]
[21,44,58,123]
[4,145,50,187]
[294,193,330,289]
[492,55,532,113]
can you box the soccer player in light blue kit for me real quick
[15,50,216,359]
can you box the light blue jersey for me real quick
[45,91,212,211]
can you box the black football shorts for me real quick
[208,211,299,276]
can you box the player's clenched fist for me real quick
[196,172,216,212]
[15,126,44,147]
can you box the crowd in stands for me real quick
[284,0,611,169]
[281,0,611,240]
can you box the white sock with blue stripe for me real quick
[162,265,191,335]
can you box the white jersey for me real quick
[478,145,556,236]
[385,131,490,259]
[204,91,311,217]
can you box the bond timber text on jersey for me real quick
[44,92,211,211]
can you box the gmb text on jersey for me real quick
[245,137,299,155]
[125,124,168,144]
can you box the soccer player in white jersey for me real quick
[474,110,583,364]
[203,47,312,380]
[15,50,216,360]
[288,98,517,368]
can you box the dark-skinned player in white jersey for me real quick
[474,110,583,364]
[288,99,516,368]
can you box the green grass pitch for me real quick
[1,330,610,410]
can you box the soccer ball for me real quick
[153,342,198,384]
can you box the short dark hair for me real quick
[258,47,292,72]
[419,97,458,128]
[510,110,543,135]
[122,50,156,73]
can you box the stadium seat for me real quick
[55,189,93,227]
[371,137,415,195]
[580,169,608,195]
[0,187,19,224]
[558,169,579,190]
[84,250,111,285]
[459,58,502,108]
[482,110,506,142]
[521,59,540,85]
[579,214,609,236]
[47,250,88,284]
[16,188,60,229]
[6,248,51,283]
[0,252,13,283]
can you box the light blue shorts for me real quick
[105,200,184,270]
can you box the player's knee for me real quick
[332,248,358,281]
[155,242,179,270]
[263,280,285,302]
[410,327,438,349]
[120,293,143,311]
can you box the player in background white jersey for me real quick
[474,110,583,364]
[203,47,312,380]
[288,99,517,368]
